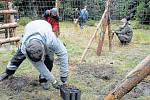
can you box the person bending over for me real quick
[0,20,68,90]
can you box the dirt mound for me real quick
[0,76,54,100]
[77,64,116,80]
[0,76,31,95]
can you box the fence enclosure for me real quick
[0,0,149,25]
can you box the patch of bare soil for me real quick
[123,80,150,99]
[0,76,30,95]
[77,64,116,80]
[76,64,150,99]
[0,76,51,100]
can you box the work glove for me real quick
[61,77,67,85]
[52,81,61,89]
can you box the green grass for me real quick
[133,29,150,44]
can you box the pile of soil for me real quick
[0,76,51,100]
[0,76,30,95]
[77,64,116,80]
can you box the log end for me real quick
[104,93,115,100]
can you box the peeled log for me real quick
[0,22,17,29]
[1,0,12,1]
[105,55,150,100]
[0,10,17,14]
[0,37,20,45]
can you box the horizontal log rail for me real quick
[0,0,12,2]
[0,37,20,45]
[0,10,17,14]
[0,22,17,29]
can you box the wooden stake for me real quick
[104,55,150,100]
[80,0,111,63]
[80,0,112,62]
[107,17,113,51]
[80,16,103,63]
[96,0,111,56]
[55,0,60,15]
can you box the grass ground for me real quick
[0,21,150,100]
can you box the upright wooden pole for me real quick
[96,0,112,56]
[104,55,150,100]
[80,13,104,63]
[80,0,112,62]
[55,0,60,9]
[107,16,113,51]
[8,2,15,23]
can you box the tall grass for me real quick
[133,29,150,44]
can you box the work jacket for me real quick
[21,20,68,80]
[115,24,133,43]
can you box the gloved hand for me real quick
[52,81,61,89]
[61,77,67,84]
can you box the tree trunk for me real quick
[104,55,150,100]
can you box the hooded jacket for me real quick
[21,20,68,79]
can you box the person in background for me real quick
[73,8,80,24]
[43,8,60,37]
[0,20,69,90]
[112,18,133,45]
[79,6,89,29]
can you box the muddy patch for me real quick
[0,76,31,95]
[96,79,150,100]
[77,64,116,80]
[0,76,52,99]
[123,80,150,99]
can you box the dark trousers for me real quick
[79,17,86,29]
[116,34,129,45]
[6,48,53,83]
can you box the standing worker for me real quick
[73,8,80,24]
[43,8,60,37]
[0,20,68,90]
[79,6,89,29]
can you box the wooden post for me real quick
[8,2,15,23]
[80,15,103,62]
[96,0,112,56]
[80,0,112,62]
[107,15,112,51]
[104,55,150,100]
[96,15,108,56]
[55,0,60,8]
